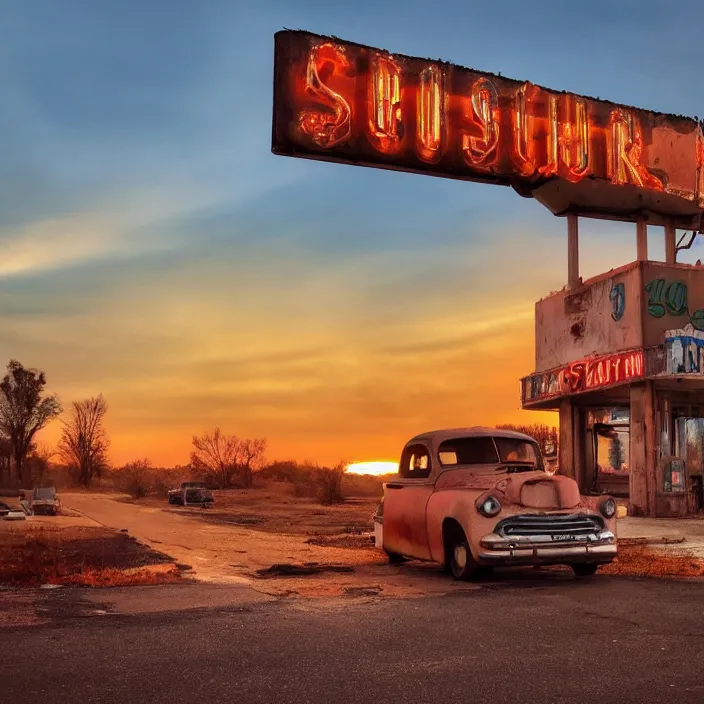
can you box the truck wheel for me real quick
[572,563,599,578]
[446,525,478,581]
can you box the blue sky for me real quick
[1,0,702,464]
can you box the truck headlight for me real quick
[478,495,502,518]
[599,497,617,519]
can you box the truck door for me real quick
[383,442,434,560]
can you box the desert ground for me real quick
[4,482,704,606]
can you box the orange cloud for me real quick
[14,220,643,468]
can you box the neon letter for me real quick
[609,110,663,189]
[561,96,589,180]
[513,82,537,176]
[298,44,352,149]
[368,55,403,154]
[416,65,445,163]
[462,77,499,166]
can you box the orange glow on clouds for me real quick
[15,220,636,470]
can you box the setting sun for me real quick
[346,461,398,476]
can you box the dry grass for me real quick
[602,545,704,578]
[0,525,180,587]
[59,565,182,587]
[133,482,380,541]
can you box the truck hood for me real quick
[437,469,581,510]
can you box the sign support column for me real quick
[568,214,580,289]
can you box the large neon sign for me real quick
[272,30,704,229]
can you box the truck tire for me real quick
[445,524,479,581]
[572,563,599,578]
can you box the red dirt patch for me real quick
[602,545,704,578]
[0,525,181,587]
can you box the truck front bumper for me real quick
[478,531,617,565]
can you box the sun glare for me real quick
[346,461,398,476]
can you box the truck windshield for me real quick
[495,438,542,468]
[438,437,499,466]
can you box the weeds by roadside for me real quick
[0,526,180,587]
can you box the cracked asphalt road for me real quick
[3,576,704,704]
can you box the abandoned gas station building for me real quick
[522,222,704,517]
[270,30,704,518]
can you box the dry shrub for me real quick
[259,460,303,484]
[315,463,345,505]
[342,472,388,498]
[109,462,188,499]
[117,460,152,499]
[259,459,346,504]
[292,471,316,498]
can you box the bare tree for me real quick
[0,359,62,484]
[237,437,267,489]
[190,428,240,488]
[58,395,110,487]
[190,430,267,489]
[0,436,11,486]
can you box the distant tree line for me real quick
[0,358,273,494]
[0,358,111,488]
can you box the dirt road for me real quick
[63,492,477,598]
[63,492,384,583]
[61,492,704,597]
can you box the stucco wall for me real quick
[535,263,643,372]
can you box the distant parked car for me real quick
[168,482,214,508]
[0,501,26,521]
[30,487,61,516]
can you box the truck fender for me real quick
[426,492,475,564]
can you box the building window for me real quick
[663,458,686,493]
[594,424,629,476]
[675,417,704,478]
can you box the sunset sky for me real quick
[3,0,704,467]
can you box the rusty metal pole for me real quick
[637,217,648,261]
[665,220,676,264]
[567,213,579,289]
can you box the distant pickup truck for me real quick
[167,482,214,508]
[29,487,61,516]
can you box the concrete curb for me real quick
[619,536,686,547]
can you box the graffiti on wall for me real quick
[664,323,704,374]
[610,283,625,321]
[645,278,704,330]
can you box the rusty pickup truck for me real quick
[378,427,617,580]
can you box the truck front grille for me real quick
[495,513,605,538]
